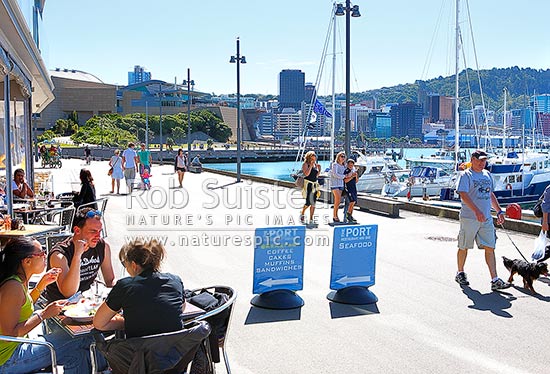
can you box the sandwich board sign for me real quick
[253,226,305,294]
[330,225,377,290]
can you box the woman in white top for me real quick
[109,150,124,194]
[330,151,347,222]
[174,149,188,188]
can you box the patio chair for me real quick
[46,233,72,253]
[188,286,237,374]
[90,321,211,374]
[38,206,75,232]
[77,197,108,237]
[0,335,60,374]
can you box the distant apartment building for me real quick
[460,105,495,128]
[278,69,305,111]
[274,108,302,140]
[37,69,116,133]
[350,104,375,136]
[532,94,550,113]
[255,111,276,138]
[425,94,454,127]
[305,82,316,105]
[128,65,151,85]
[390,102,423,139]
[368,112,391,138]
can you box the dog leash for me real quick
[499,223,529,262]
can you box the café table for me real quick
[49,301,206,338]
[14,206,60,224]
[0,224,63,246]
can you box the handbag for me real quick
[108,157,120,177]
[295,175,304,189]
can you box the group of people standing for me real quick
[299,150,358,225]
[108,142,152,194]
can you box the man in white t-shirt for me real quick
[121,142,139,193]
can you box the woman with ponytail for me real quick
[93,239,185,338]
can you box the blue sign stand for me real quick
[251,226,306,309]
[327,225,378,305]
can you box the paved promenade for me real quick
[43,158,549,374]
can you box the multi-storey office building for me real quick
[278,69,305,111]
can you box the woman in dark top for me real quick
[299,151,321,225]
[73,168,96,209]
[93,239,184,338]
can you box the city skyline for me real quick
[42,0,549,96]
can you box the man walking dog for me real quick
[455,149,511,291]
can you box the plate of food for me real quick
[63,300,99,322]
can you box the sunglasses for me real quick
[84,210,102,218]
[28,247,47,258]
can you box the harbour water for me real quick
[206,147,446,182]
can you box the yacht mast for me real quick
[331,3,337,163]
[502,87,507,154]
[454,0,460,165]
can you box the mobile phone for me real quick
[66,291,82,304]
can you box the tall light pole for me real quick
[158,84,163,164]
[183,68,195,152]
[336,1,361,158]
[230,37,246,183]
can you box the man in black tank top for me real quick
[45,208,116,302]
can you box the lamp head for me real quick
[351,5,361,17]
[229,56,237,63]
[335,3,345,16]
[240,56,247,64]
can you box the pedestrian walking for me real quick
[299,151,321,225]
[122,142,139,193]
[174,149,188,188]
[109,149,123,194]
[455,149,511,291]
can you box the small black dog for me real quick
[502,256,549,294]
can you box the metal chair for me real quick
[77,197,109,237]
[38,206,75,232]
[46,233,72,253]
[90,321,212,374]
[0,335,59,374]
[189,286,237,374]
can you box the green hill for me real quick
[350,67,550,111]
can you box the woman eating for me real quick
[0,237,93,373]
[93,239,184,338]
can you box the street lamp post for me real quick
[336,1,361,158]
[183,68,195,153]
[158,84,163,164]
[230,37,246,183]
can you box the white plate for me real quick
[63,309,94,322]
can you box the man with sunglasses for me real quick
[44,208,115,302]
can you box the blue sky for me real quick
[42,0,549,96]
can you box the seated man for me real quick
[44,208,115,301]
[12,168,34,199]
[191,154,202,166]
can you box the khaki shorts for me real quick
[457,217,496,250]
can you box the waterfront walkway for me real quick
[43,158,549,374]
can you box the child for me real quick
[343,159,358,223]
[141,169,152,190]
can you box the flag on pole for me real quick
[313,99,332,118]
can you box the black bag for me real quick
[533,198,543,218]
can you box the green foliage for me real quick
[349,67,550,111]
[38,130,56,142]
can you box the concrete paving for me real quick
[41,158,550,374]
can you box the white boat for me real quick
[382,165,454,198]
[354,152,409,193]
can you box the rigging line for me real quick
[421,0,447,79]
[295,5,335,166]
[465,0,491,151]
[459,32,481,149]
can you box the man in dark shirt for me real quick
[45,208,115,301]
[343,159,358,223]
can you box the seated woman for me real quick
[73,168,96,209]
[0,237,94,374]
[93,239,184,338]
